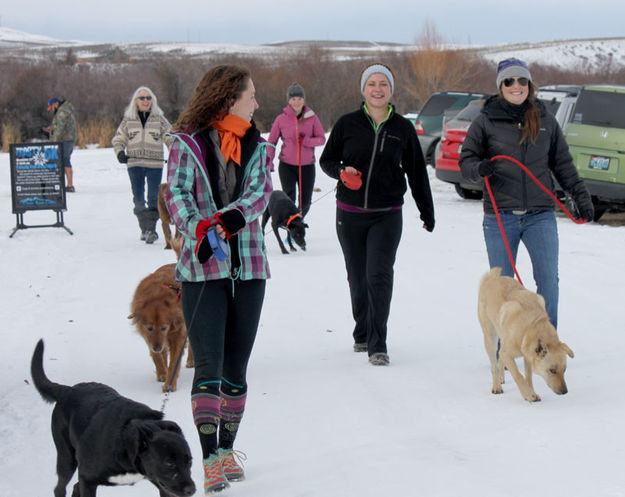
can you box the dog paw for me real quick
[163,383,177,392]
[185,360,194,368]
[491,387,504,394]
[281,250,290,255]
[525,393,541,402]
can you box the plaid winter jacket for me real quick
[165,128,272,282]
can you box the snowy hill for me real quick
[2,26,625,70]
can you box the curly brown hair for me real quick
[173,65,251,133]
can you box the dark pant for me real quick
[127,166,162,214]
[278,161,315,217]
[336,208,403,355]
[182,278,266,396]
[182,278,265,456]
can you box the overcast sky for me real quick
[2,0,624,46]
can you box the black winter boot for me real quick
[143,209,160,244]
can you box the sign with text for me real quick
[10,142,66,213]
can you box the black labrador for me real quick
[262,190,308,254]
[31,339,196,497]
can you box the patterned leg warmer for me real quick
[192,392,220,458]
[218,388,246,449]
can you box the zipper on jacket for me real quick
[364,125,384,209]
[520,131,528,211]
[379,131,387,153]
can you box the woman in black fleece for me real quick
[320,63,435,366]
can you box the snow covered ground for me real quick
[1,145,624,496]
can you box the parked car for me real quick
[435,86,580,199]
[563,85,625,220]
[414,91,486,166]
[434,99,485,199]
[402,110,420,127]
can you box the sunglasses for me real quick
[137,96,152,101]
[503,77,529,88]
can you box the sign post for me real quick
[9,142,73,237]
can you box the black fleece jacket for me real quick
[459,95,591,213]
[320,104,435,230]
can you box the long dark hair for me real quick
[521,81,541,145]
[173,65,251,133]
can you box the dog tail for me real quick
[31,339,71,404]
[481,267,502,284]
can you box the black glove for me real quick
[575,196,595,222]
[117,151,128,164]
[477,159,494,177]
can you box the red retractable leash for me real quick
[483,154,589,286]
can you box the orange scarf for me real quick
[213,114,251,166]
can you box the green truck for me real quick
[563,85,625,220]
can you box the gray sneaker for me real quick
[368,352,390,366]
[353,342,367,353]
[144,231,159,244]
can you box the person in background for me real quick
[320,63,435,366]
[267,82,325,217]
[459,57,594,328]
[46,97,76,192]
[112,86,172,244]
[165,65,272,494]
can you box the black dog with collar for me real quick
[261,190,308,254]
[31,339,196,497]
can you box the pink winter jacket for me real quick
[267,105,326,168]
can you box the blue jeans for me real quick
[483,210,559,328]
[127,167,162,213]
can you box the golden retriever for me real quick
[158,183,182,251]
[478,267,574,402]
[129,263,193,392]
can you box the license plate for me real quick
[589,155,610,170]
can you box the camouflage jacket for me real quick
[50,101,76,142]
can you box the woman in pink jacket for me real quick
[267,82,326,217]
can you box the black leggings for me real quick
[278,161,316,217]
[336,208,402,355]
[181,278,266,395]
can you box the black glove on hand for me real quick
[217,209,246,237]
[477,159,494,177]
[576,197,595,222]
[117,151,128,164]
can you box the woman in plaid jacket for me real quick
[165,65,272,494]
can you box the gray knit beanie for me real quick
[360,64,395,95]
[496,58,532,89]
[287,82,305,101]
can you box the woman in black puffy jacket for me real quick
[459,57,593,328]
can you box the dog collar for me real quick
[207,228,230,261]
[286,213,302,227]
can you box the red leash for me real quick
[484,154,588,286]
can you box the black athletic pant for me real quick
[278,161,316,217]
[182,278,265,456]
[182,278,265,393]
[336,208,403,355]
